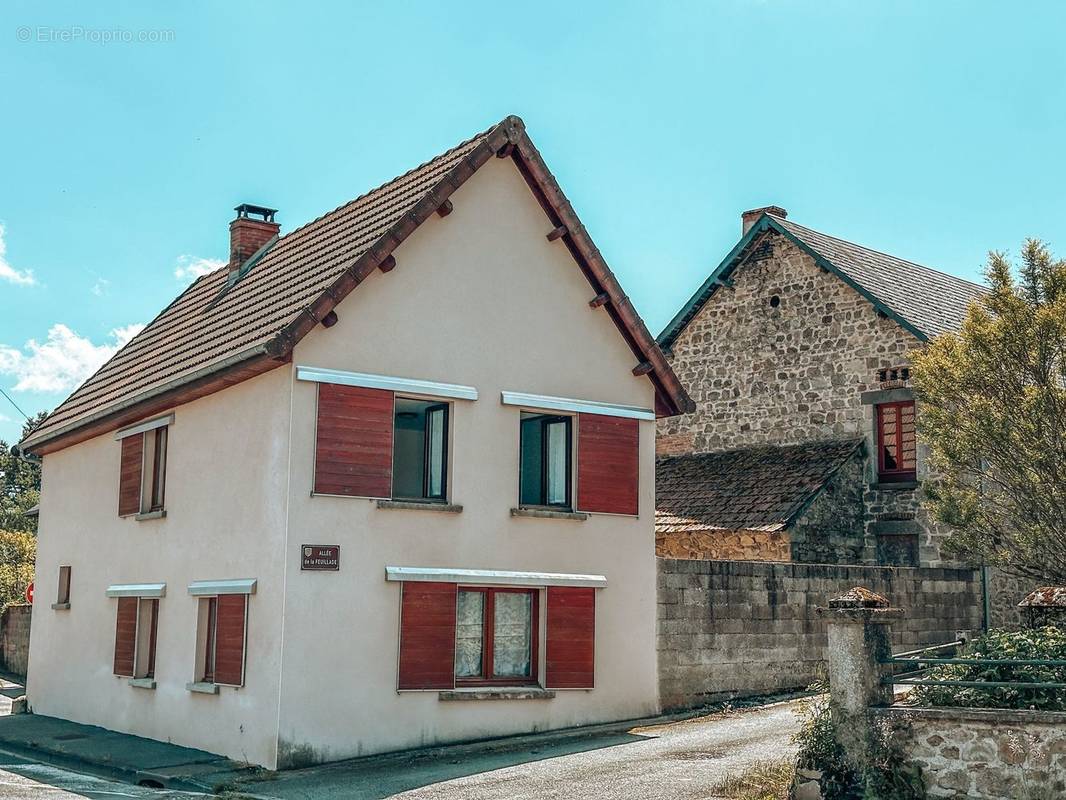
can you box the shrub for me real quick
[907,626,1066,711]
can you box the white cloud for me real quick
[174,254,224,282]
[0,223,36,286]
[0,323,145,394]
[91,277,110,297]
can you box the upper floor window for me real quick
[876,401,916,482]
[519,413,572,509]
[393,399,448,501]
[117,416,172,518]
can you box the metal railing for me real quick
[880,640,1066,690]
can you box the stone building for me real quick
[656,207,987,566]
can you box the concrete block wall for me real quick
[1,605,31,677]
[657,558,983,710]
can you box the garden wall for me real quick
[0,605,31,677]
[874,706,1066,798]
[657,558,983,710]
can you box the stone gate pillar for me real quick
[817,587,903,771]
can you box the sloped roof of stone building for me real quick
[655,438,864,535]
[658,210,988,349]
[23,115,692,454]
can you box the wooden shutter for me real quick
[118,434,144,516]
[113,597,138,676]
[213,594,247,686]
[576,414,639,515]
[545,586,595,689]
[397,581,457,690]
[314,383,394,498]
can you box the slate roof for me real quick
[658,211,988,348]
[655,438,864,535]
[23,115,692,453]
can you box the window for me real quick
[54,566,71,608]
[195,594,247,686]
[877,401,917,481]
[113,596,159,679]
[117,417,171,517]
[519,413,572,508]
[455,588,538,685]
[392,399,448,501]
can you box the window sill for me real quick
[185,681,219,695]
[135,510,167,521]
[872,481,919,491]
[510,507,588,521]
[439,687,556,702]
[129,677,156,690]
[50,602,70,611]
[377,500,463,514]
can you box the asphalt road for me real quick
[0,698,803,799]
[239,699,803,800]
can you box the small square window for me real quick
[876,402,917,481]
[455,588,538,684]
[519,413,572,509]
[392,399,449,501]
[57,566,71,605]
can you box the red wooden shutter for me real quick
[545,586,595,689]
[118,434,144,516]
[314,383,394,498]
[576,414,639,515]
[397,582,457,690]
[113,597,138,676]
[213,594,247,686]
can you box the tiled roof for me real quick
[655,438,864,535]
[658,212,987,348]
[774,215,987,340]
[23,116,692,453]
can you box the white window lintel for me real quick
[296,366,477,401]
[500,391,654,421]
[187,579,257,596]
[115,414,174,441]
[106,582,166,598]
[385,566,606,588]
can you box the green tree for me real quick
[0,529,35,609]
[0,411,47,535]
[911,240,1066,583]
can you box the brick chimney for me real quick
[741,205,787,235]
[229,204,279,271]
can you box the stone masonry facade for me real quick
[658,231,950,566]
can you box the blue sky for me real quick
[1,0,1064,443]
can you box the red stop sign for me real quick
[25,582,33,604]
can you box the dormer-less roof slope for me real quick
[655,438,865,536]
[658,211,988,349]
[23,116,692,455]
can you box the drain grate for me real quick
[52,733,88,741]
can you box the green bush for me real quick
[907,626,1066,711]
[0,529,35,611]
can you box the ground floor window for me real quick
[113,596,159,679]
[195,594,247,687]
[455,588,538,684]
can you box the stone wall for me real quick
[875,706,1066,798]
[655,529,791,562]
[658,232,921,454]
[657,558,983,710]
[985,567,1040,630]
[789,451,869,564]
[1,605,31,677]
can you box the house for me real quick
[655,207,986,567]
[21,115,692,769]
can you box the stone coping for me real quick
[874,705,1066,726]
